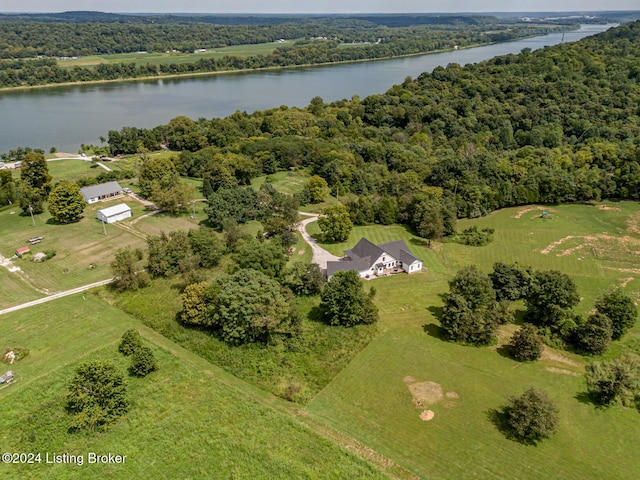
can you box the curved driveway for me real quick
[298,213,341,270]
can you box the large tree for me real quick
[439,265,499,345]
[138,155,180,199]
[318,204,353,242]
[595,288,638,340]
[489,262,534,302]
[320,270,378,327]
[47,180,85,223]
[205,269,301,345]
[500,387,559,444]
[525,270,580,329]
[66,361,129,431]
[573,313,613,356]
[302,175,329,203]
[19,151,51,214]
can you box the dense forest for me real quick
[103,21,640,231]
[0,14,564,88]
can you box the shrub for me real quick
[66,361,129,431]
[118,328,142,356]
[130,345,158,377]
[509,324,543,361]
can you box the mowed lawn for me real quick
[305,202,640,479]
[0,295,386,480]
[0,199,146,307]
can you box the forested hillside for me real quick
[103,21,640,231]
[0,13,562,88]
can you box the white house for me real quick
[97,203,132,224]
[80,181,123,204]
[326,238,423,279]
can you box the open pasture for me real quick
[0,295,386,479]
[0,199,146,307]
[58,41,296,68]
[304,202,640,479]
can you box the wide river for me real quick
[0,24,611,154]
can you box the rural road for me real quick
[0,278,113,316]
[298,213,341,270]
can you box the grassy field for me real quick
[101,274,377,404]
[0,294,388,479]
[58,41,297,69]
[302,201,640,479]
[0,200,147,306]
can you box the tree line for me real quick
[0,23,560,88]
[97,22,640,241]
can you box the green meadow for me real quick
[304,201,640,479]
[58,41,297,69]
[3,151,640,480]
[0,295,387,479]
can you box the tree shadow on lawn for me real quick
[496,344,514,360]
[485,408,541,446]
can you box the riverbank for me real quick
[0,36,541,93]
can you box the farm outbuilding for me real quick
[80,181,123,204]
[96,203,132,224]
[15,246,30,257]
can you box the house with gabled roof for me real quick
[326,237,423,279]
[80,181,122,204]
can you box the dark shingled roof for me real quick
[378,240,421,265]
[326,257,372,278]
[326,238,422,277]
[345,238,384,262]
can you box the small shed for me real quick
[15,246,30,257]
[97,203,132,224]
[80,181,123,204]
[0,371,14,384]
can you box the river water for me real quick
[0,24,611,154]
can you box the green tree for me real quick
[500,387,559,444]
[138,155,180,199]
[489,262,534,302]
[110,247,149,291]
[234,239,288,278]
[318,204,353,242]
[525,270,580,329]
[573,313,613,356]
[595,288,638,340]
[448,265,495,311]
[20,151,51,192]
[180,281,209,326]
[47,180,85,223]
[286,261,326,296]
[118,328,142,356]
[440,293,498,345]
[66,361,129,431]
[147,230,191,277]
[509,324,543,361]
[414,198,444,244]
[320,270,378,326]
[208,269,301,345]
[439,265,498,345]
[585,354,640,407]
[188,228,224,268]
[151,182,194,214]
[303,175,329,203]
[130,345,158,377]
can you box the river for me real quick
[0,24,612,154]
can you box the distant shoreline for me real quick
[0,41,503,92]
